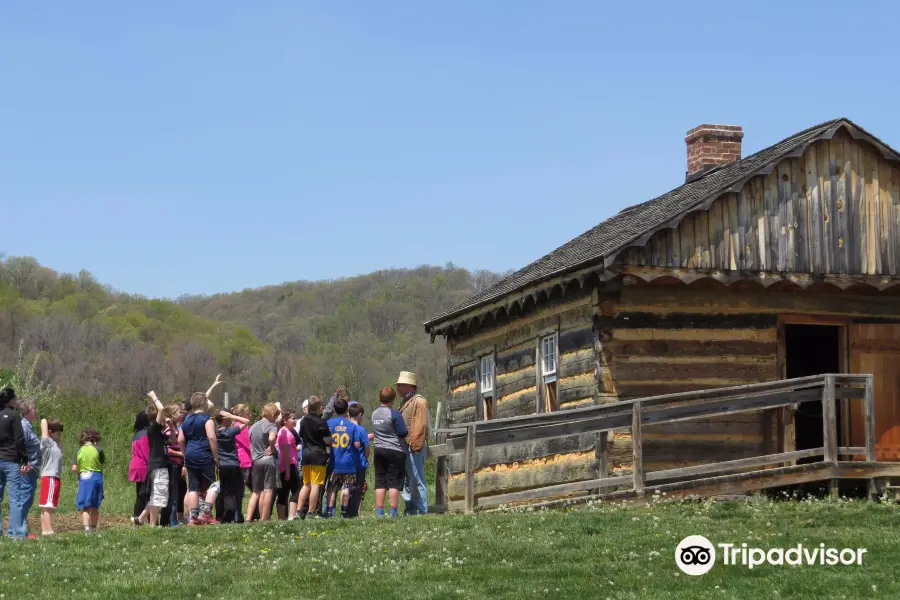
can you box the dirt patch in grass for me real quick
[3,512,134,534]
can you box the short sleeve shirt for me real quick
[355,424,370,469]
[299,415,331,467]
[327,417,360,474]
[371,406,407,453]
[235,427,252,469]
[216,426,242,468]
[276,427,298,466]
[182,413,213,469]
[76,444,104,473]
[249,419,278,463]
[40,437,63,478]
[146,421,169,471]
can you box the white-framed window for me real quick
[540,333,558,383]
[479,355,495,396]
[479,354,495,420]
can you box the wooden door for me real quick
[849,324,900,461]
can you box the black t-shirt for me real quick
[146,421,169,471]
[299,414,331,466]
[216,426,242,468]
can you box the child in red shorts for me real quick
[39,418,64,535]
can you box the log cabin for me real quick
[424,118,900,503]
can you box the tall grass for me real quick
[0,347,138,517]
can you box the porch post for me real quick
[464,424,477,514]
[822,375,838,498]
[864,375,876,462]
[632,402,644,496]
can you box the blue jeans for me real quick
[14,470,37,537]
[402,447,428,515]
[0,460,26,538]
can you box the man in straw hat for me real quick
[396,371,429,515]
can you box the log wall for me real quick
[596,294,780,475]
[446,286,597,424]
[445,285,598,498]
[444,279,900,502]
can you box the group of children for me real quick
[123,380,383,528]
[299,395,371,519]
[30,375,409,535]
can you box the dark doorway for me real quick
[784,324,842,461]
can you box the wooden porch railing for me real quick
[431,374,879,513]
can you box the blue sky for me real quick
[3,1,900,298]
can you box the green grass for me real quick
[1,498,898,599]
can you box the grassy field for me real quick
[0,498,897,599]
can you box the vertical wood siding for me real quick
[619,134,900,276]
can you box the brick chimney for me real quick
[685,124,743,180]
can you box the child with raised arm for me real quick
[135,392,170,526]
[38,418,64,535]
[200,406,255,525]
[73,428,104,532]
[214,409,250,523]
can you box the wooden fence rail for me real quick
[431,374,877,513]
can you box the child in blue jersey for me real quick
[347,403,370,517]
[326,397,362,518]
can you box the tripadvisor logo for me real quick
[675,535,716,576]
[675,535,868,576]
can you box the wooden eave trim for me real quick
[614,265,900,291]
[426,266,612,339]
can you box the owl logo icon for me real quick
[675,535,716,575]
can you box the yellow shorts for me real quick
[302,465,326,486]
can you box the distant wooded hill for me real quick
[0,256,504,409]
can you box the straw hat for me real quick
[396,371,418,387]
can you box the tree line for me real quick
[0,255,505,411]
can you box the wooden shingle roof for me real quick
[425,118,900,333]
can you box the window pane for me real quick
[480,355,494,394]
[541,334,557,375]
